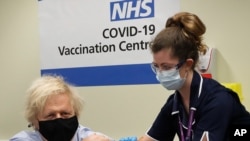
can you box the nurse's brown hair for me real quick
[150,12,207,69]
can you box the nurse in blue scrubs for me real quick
[120,12,250,141]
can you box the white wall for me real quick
[1,0,250,140]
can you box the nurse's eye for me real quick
[152,64,158,69]
[162,65,174,71]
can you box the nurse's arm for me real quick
[201,135,208,141]
[138,135,156,141]
[200,132,208,141]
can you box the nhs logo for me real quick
[110,0,155,21]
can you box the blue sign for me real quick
[110,0,155,21]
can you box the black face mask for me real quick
[38,116,78,141]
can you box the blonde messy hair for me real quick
[24,75,84,125]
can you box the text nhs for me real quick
[110,0,154,21]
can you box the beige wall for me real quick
[1,0,250,140]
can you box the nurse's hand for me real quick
[82,133,113,141]
[119,135,154,141]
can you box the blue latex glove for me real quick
[119,136,137,141]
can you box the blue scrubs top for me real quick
[147,71,250,141]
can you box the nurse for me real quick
[120,12,250,141]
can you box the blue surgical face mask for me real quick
[156,68,186,90]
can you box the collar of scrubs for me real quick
[171,71,203,141]
[171,71,203,116]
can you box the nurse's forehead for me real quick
[153,54,179,65]
[153,48,178,58]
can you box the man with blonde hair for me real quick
[10,75,113,141]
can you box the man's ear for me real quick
[32,119,39,130]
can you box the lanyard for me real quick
[177,74,203,141]
[178,108,196,141]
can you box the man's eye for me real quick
[62,112,69,115]
[46,114,54,118]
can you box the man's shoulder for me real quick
[74,124,94,139]
[77,124,92,132]
[9,130,42,141]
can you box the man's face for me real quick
[34,93,75,129]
